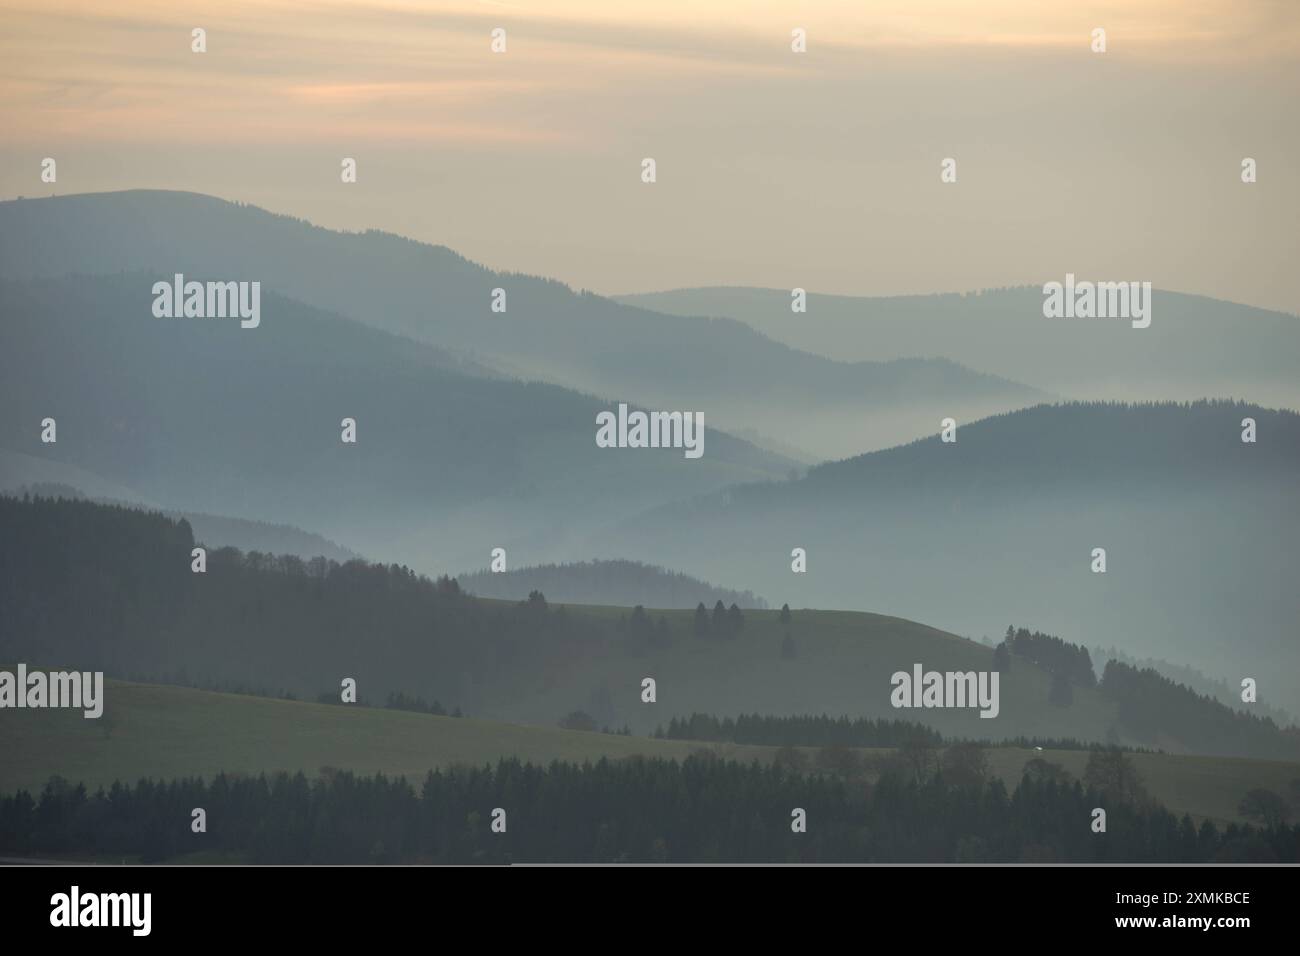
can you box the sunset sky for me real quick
[2,0,1296,312]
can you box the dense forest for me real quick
[0,494,611,708]
[9,482,363,563]
[2,755,1295,863]
[1002,626,1097,688]
[994,623,1300,759]
[1093,643,1296,727]
[1099,660,1300,759]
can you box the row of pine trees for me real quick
[3,755,1296,863]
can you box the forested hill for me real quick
[7,482,360,562]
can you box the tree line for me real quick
[657,713,941,748]
[2,754,1295,863]
[655,712,1151,754]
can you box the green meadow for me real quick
[3,678,1294,827]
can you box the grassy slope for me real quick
[2,679,1296,826]
[0,680,771,796]
[480,606,1123,744]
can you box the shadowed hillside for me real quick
[0,191,1047,459]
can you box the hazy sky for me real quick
[2,0,1297,313]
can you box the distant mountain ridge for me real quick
[0,272,792,573]
[618,286,1300,410]
[0,191,1048,459]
